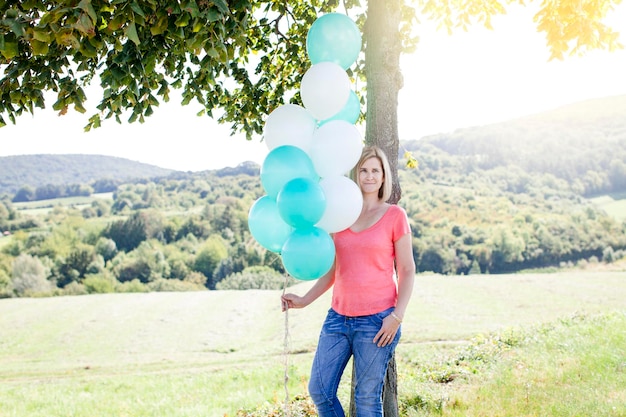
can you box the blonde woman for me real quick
[282,146,415,416]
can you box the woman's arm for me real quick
[392,232,415,320]
[374,232,415,347]
[281,262,336,311]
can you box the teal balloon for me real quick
[319,90,360,126]
[282,227,335,280]
[248,196,293,253]
[306,13,362,70]
[277,177,326,228]
[260,145,318,199]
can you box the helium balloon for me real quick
[277,177,326,229]
[300,62,350,121]
[282,227,335,280]
[319,90,360,126]
[316,176,363,233]
[306,13,362,70]
[309,120,363,178]
[260,145,318,199]
[248,196,294,253]
[263,104,317,153]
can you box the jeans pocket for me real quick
[369,307,395,325]
[322,309,345,334]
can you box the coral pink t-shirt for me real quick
[331,204,411,316]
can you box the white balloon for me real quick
[310,120,363,178]
[300,62,351,121]
[263,104,317,153]
[316,175,363,233]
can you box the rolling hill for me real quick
[1,94,625,199]
[404,94,626,196]
[0,154,174,196]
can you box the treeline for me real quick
[1,95,626,297]
[6,162,261,203]
[0,154,173,196]
[399,140,626,274]
[0,171,290,297]
[408,95,626,197]
[12,178,146,203]
[1,152,625,298]
[12,183,94,202]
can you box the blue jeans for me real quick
[308,307,400,417]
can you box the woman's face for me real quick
[358,157,384,195]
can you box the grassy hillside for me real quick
[590,192,626,221]
[1,270,625,416]
[2,95,625,201]
[0,154,174,196]
[405,94,626,198]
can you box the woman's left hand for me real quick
[373,314,401,347]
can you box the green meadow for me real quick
[1,270,625,416]
[591,192,626,221]
[12,193,115,216]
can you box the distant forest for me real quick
[0,154,173,198]
[1,95,625,297]
[405,94,626,197]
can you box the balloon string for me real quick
[282,274,291,417]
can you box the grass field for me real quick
[1,271,625,416]
[12,193,114,216]
[590,192,626,221]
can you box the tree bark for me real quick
[350,0,403,416]
[364,0,404,205]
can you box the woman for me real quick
[281,146,415,416]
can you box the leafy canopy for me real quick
[0,0,622,134]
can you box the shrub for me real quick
[115,278,149,293]
[236,395,316,416]
[61,281,88,296]
[86,255,106,275]
[11,253,51,296]
[167,256,191,280]
[602,246,615,263]
[193,235,229,289]
[104,212,147,252]
[184,271,207,287]
[147,278,205,292]
[216,266,296,290]
[95,237,118,262]
[0,270,11,298]
[112,241,170,284]
[0,253,11,297]
[83,274,116,294]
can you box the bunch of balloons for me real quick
[248,13,364,281]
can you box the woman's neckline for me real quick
[348,203,391,233]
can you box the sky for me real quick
[1,4,625,172]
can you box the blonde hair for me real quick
[350,146,393,202]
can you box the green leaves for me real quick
[0,6,25,58]
[1,0,326,136]
[212,0,230,15]
[1,14,25,37]
[31,39,49,56]
[4,0,621,140]
[73,12,96,36]
[125,21,139,45]
[76,0,98,23]
[0,33,19,59]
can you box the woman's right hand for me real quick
[280,266,335,312]
[281,293,307,311]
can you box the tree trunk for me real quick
[363,0,404,205]
[349,356,399,416]
[350,0,403,416]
